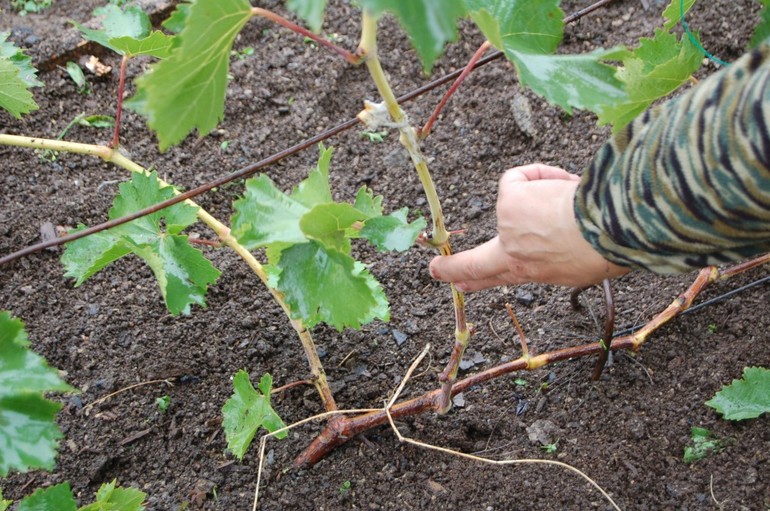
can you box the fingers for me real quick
[429,237,510,286]
[500,164,578,185]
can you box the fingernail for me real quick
[456,283,468,292]
[429,262,441,280]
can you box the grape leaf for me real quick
[598,29,702,130]
[222,371,287,460]
[62,172,220,316]
[662,0,697,30]
[73,4,152,54]
[18,483,77,511]
[271,242,389,330]
[0,32,43,88]
[465,0,563,54]
[361,208,426,252]
[0,312,73,477]
[353,186,384,218]
[706,367,770,420]
[109,31,175,59]
[78,480,146,511]
[231,175,309,249]
[232,145,334,249]
[358,0,467,72]
[134,0,254,151]
[162,2,191,34]
[290,145,333,208]
[750,0,770,48]
[300,203,367,253]
[467,0,627,115]
[286,0,328,33]
[0,58,38,118]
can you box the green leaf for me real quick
[706,367,770,420]
[232,145,333,249]
[359,0,467,72]
[750,0,770,48]
[18,483,77,511]
[662,0,697,30]
[222,371,287,460]
[353,186,384,219]
[683,427,724,463]
[465,0,563,54]
[0,57,38,118]
[109,31,175,58]
[1,489,11,511]
[78,115,115,128]
[290,144,334,208]
[73,4,152,54]
[300,203,367,253]
[0,32,43,87]
[62,172,220,316]
[272,242,389,330]
[134,0,254,150]
[286,0,328,33]
[78,480,146,511]
[162,2,191,34]
[598,30,702,130]
[467,1,626,115]
[0,312,73,477]
[231,175,309,249]
[361,208,426,252]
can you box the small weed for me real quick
[514,378,528,387]
[11,0,52,15]
[155,395,171,413]
[684,427,725,463]
[339,480,351,495]
[231,46,255,60]
[360,130,388,143]
[708,323,717,334]
[220,140,231,152]
[540,440,559,454]
[64,62,91,95]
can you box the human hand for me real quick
[429,164,630,289]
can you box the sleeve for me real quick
[574,41,770,274]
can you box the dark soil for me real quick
[2,0,769,510]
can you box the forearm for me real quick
[575,41,770,274]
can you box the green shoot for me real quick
[10,0,52,16]
[231,46,255,60]
[540,440,559,454]
[339,481,352,494]
[360,130,388,143]
[156,395,171,412]
[64,62,91,95]
[683,427,725,463]
[514,378,528,387]
[707,323,717,334]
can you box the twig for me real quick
[591,279,615,380]
[505,303,529,358]
[83,378,175,414]
[253,7,363,64]
[110,55,128,149]
[383,345,623,511]
[419,40,491,138]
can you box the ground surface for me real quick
[1,0,769,509]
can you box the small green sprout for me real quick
[514,378,528,387]
[64,62,91,95]
[360,130,388,143]
[598,338,607,350]
[540,440,559,454]
[11,0,52,15]
[339,481,351,495]
[708,323,717,334]
[231,46,255,60]
[683,427,725,463]
[156,395,171,413]
[220,140,231,152]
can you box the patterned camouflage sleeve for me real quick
[574,40,770,274]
